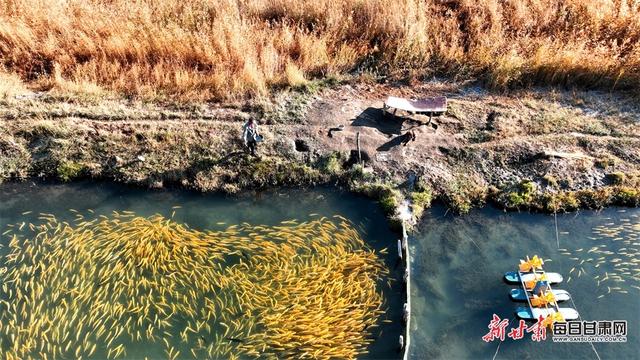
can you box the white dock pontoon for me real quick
[510,288,571,302]
[504,271,563,284]
[516,307,580,321]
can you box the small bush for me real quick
[442,175,487,214]
[411,189,432,209]
[410,188,432,219]
[507,191,527,207]
[606,172,626,185]
[353,182,402,216]
[379,193,399,215]
[542,192,580,212]
[285,62,307,88]
[575,188,612,209]
[612,187,640,207]
[519,180,536,194]
[414,177,429,193]
[501,180,537,209]
[317,152,344,176]
[57,161,85,182]
[0,71,29,100]
[560,193,580,210]
[345,164,373,183]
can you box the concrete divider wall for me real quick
[401,221,411,360]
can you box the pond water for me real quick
[409,205,640,360]
[0,182,404,359]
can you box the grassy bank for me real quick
[353,179,640,226]
[4,113,635,224]
[1,0,639,101]
[0,115,638,224]
[2,82,639,225]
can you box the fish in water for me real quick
[558,217,640,299]
[0,211,390,359]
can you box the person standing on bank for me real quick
[242,118,260,156]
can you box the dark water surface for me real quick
[409,205,640,360]
[0,181,404,359]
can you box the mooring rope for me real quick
[491,316,516,360]
[569,297,602,360]
[468,236,482,251]
[549,210,600,360]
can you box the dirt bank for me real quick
[1,81,639,222]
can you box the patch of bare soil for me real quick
[298,83,640,192]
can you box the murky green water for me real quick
[409,206,640,360]
[0,182,404,359]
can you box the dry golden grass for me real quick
[0,0,639,101]
[0,68,28,100]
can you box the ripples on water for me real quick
[410,206,640,360]
[0,182,404,359]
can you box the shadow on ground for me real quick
[377,133,415,151]
[352,107,438,152]
[351,107,404,135]
[352,107,435,135]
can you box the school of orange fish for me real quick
[0,210,390,359]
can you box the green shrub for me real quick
[551,192,580,211]
[414,178,429,193]
[502,180,537,209]
[519,180,536,194]
[410,188,433,219]
[346,164,373,183]
[507,191,527,207]
[411,190,432,209]
[448,193,473,214]
[442,175,486,214]
[57,161,85,182]
[316,151,344,177]
[379,192,399,215]
[353,182,402,216]
[539,191,580,212]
